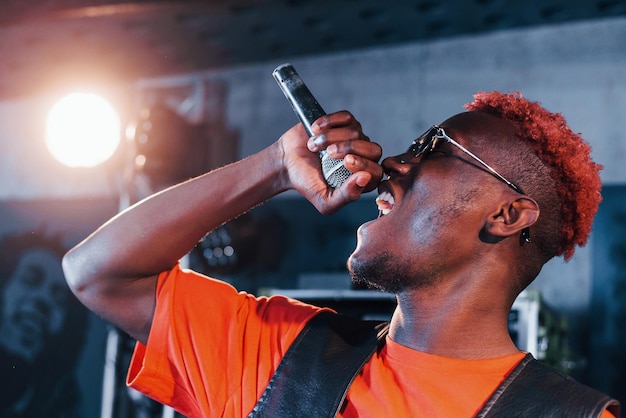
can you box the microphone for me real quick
[272,63,352,188]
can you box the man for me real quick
[63,91,619,417]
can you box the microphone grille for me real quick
[321,153,352,188]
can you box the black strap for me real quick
[249,313,620,418]
[248,311,389,418]
[476,353,621,418]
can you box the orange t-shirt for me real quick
[127,265,614,417]
[343,343,524,417]
[127,265,324,417]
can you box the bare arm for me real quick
[63,111,382,344]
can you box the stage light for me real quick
[46,93,121,167]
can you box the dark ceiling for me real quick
[0,0,624,99]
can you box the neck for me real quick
[388,278,520,359]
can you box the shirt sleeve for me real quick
[127,264,326,417]
[601,408,618,418]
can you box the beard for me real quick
[348,249,444,294]
[348,251,413,293]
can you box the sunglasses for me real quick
[408,125,531,244]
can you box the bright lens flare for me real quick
[46,93,121,167]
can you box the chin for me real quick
[348,251,409,294]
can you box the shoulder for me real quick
[479,354,620,417]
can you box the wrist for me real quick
[266,139,292,194]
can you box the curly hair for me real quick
[465,91,602,260]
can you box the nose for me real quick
[382,153,413,178]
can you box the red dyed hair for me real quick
[466,91,602,260]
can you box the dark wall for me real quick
[189,195,379,292]
[590,185,626,407]
[0,198,117,418]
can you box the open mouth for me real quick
[376,191,395,216]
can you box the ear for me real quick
[482,196,540,241]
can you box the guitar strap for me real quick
[249,311,620,418]
[248,311,388,418]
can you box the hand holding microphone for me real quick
[272,63,353,188]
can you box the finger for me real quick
[324,125,371,144]
[334,171,374,203]
[305,172,370,215]
[342,155,384,192]
[343,155,384,179]
[311,110,359,132]
[325,140,382,162]
[307,128,373,154]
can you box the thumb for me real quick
[335,172,371,202]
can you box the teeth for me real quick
[376,191,395,215]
